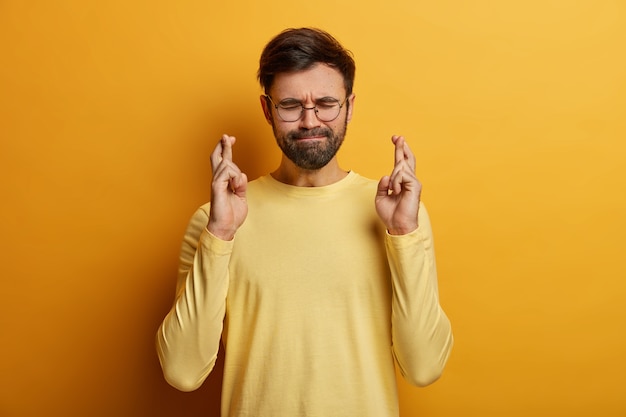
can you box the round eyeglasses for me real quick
[265,95,348,123]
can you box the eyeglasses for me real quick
[265,95,348,122]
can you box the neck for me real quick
[271,157,349,187]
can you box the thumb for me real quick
[376,176,391,198]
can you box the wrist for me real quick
[387,223,418,236]
[207,223,236,241]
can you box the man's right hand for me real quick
[207,134,248,240]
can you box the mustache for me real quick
[287,127,333,140]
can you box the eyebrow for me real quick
[277,96,340,104]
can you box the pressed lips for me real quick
[289,127,331,141]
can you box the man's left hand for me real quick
[375,135,421,235]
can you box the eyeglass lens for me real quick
[276,99,343,122]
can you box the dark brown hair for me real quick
[258,28,356,96]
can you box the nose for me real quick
[299,105,322,129]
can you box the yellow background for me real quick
[1,1,625,416]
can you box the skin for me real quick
[208,63,421,240]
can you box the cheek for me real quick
[271,121,291,139]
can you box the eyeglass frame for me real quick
[264,95,349,123]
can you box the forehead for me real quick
[270,63,345,99]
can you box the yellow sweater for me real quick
[157,171,453,417]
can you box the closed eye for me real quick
[278,99,302,109]
[315,97,341,107]
[316,102,338,109]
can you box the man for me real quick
[157,27,453,417]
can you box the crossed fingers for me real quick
[387,135,417,195]
[211,134,246,194]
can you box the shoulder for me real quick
[182,203,211,244]
[343,172,379,198]
[349,172,378,188]
[194,202,211,222]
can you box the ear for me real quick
[260,95,273,125]
[346,93,356,123]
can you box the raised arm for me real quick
[156,135,248,391]
[376,135,453,386]
[386,205,453,386]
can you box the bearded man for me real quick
[157,27,453,417]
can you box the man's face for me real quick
[262,63,355,170]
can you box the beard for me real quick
[272,114,348,171]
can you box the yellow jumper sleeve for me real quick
[386,205,454,386]
[156,205,229,392]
